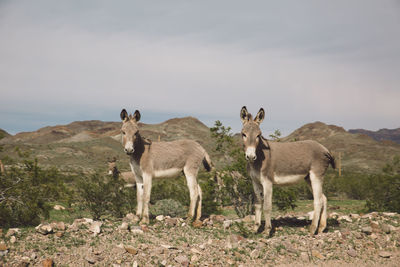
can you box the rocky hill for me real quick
[0,129,10,140]
[282,122,400,173]
[0,117,214,173]
[349,128,400,144]
[1,120,400,174]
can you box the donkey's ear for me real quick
[120,109,129,122]
[240,106,249,124]
[132,110,141,122]
[254,108,265,124]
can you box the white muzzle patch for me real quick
[124,141,134,154]
[245,146,257,161]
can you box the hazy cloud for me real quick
[1,0,399,134]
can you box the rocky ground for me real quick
[1,211,400,266]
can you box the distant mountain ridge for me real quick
[0,129,10,140]
[348,128,400,144]
[1,119,400,174]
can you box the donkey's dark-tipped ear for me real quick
[240,106,249,124]
[254,108,265,125]
[132,110,141,122]
[120,109,129,121]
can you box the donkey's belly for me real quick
[154,168,182,178]
[273,173,306,185]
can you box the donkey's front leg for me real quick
[262,178,273,236]
[140,173,152,224]
[251,179,263,233]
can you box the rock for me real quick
[6,228,20,237]
[86,256,96,264]
[53,204,66,210]
[370,221,380,232]
[338,215,352,222]
[165,217,178,226]
[378,251,392,258]
[124,245,138,255]
[191,254,200,263]
[381,224,392,234]
[118,222,129,231]
[0,243,8,256]
[42,258,54,267]
[223,220,233,230]
[31,252,37,260]
[300,252,309,262]
[10,236,16,244]
[250,249,260,259]
[192,220,203,228]
[36,223,53,235]
[350,213,360,219]
[382,212,396,217]
[89,221,102,236]
[140,224,150,232]
[130,226,144,235]
[160,259,167,266]
[311,250,325,260]
[361,226,372,235]
[156,215,165,221]
[329,212,339,219]
[132,261,138,267]
[175,255,189,266]
[347,249,357,257]
[124,213,140,223]
[55,232,64,238]
[210,214,227,223]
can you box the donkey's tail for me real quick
[325,151,336,169]
[202,151,214,172]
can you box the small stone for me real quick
[300,252,309,262]
[347,249,357,257]
[175,255,189,265]
[223,220,233,230]
[42,258,54,267]
[6,228,20,237]
[119,222,129,231]
[86,256,96,264]
[165,217,178,226]
[381,224,392,234]
[311,250,325,260]
[124,245,138,255]
[210,214,227,222]
[338,215,352,222]
[0,243,8,251]
[192,220,203,228]
[250,249,260,259]
[190,248,202,254]
[53,204,66,210]
[21,256,30,263]
[130,226,144,235]
[89,221,102,236]
[350,213,360,219]
[55,222,66,231]
[124,213,140,223]
[370,221,380,232]
[191,254,200,263]
[361,226,372,235]
[140,224,150,232]
[10,236,16,244]
[160,259,167,266]
[35,223,53,235]
[156,215,164,221]
[329,212,339,219]
[132,261,138,267]
[378,251,392,258]
[31,252,37,260]
[55,231,64,238]
[370,233,378,239]
[382,212,396,217]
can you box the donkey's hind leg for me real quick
[318,194,327,233]
[184,167,200,221]
[195,184,203,221]
[309,171,324,235]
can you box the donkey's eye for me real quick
[242,133,247,138]
[121,131,125,135]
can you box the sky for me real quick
[1,0,399,136]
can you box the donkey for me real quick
[240,106,335,235]
[107,158,136,188]
[120,109,213,224]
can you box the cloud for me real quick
[1,0,399,135]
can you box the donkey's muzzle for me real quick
[124,148,134,154]
[245,154,257,161]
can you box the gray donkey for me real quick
[120,109,213,224]
[240,106,335,235]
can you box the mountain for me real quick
[283,122,400,173]
[348,128,400,144]
[0,129,10,140]
[1,119,400,174]
[0,117,214,173]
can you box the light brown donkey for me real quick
[120,109,213,224]
[107,158,136,188]
[240,106,335,235]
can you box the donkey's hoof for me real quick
[309,225,318,236]
[262,228,271,237]
[140,217,149,225]
[253,225,260,233]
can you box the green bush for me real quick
[0,158,70,228]
[151,177,190,205]
[273,187,298,211]
[79,173,136,220]
[150,199,187,218]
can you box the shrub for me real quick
[150,199,187,218]
[0,158,70,227]
[79,173,136,220]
